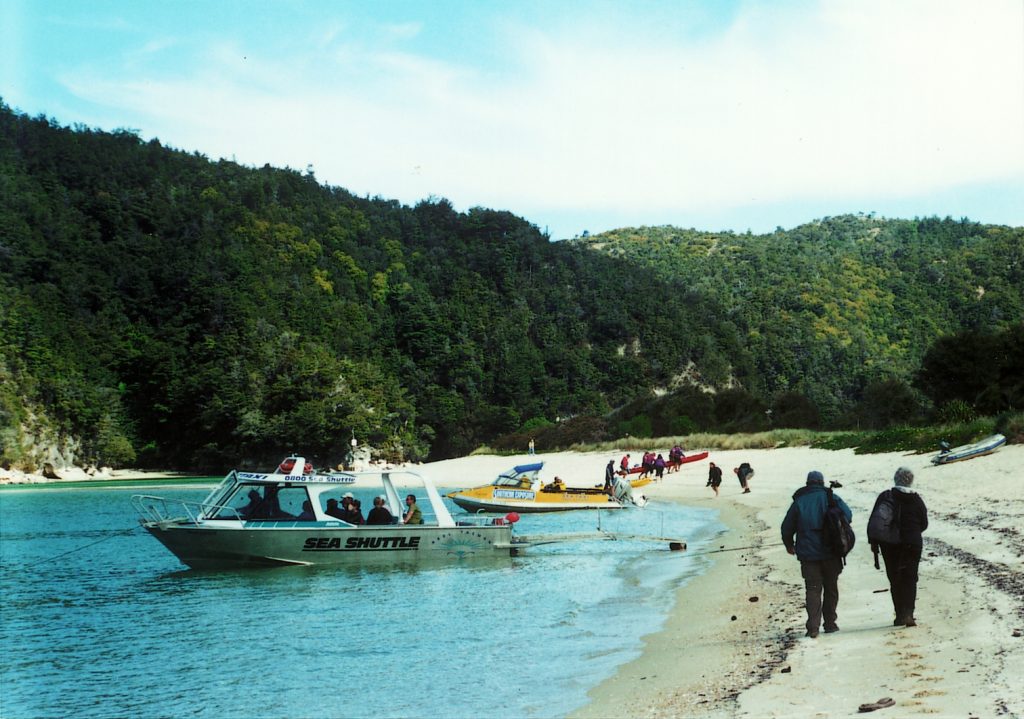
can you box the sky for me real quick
[2,0,1023,239]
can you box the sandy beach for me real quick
[4,445,1021,718]
[562,445,1024,719]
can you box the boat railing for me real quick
[131,494,242,525]
[455,512,516,528]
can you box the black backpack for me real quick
[823,488,856,563]
[867,489,901,545]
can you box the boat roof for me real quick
[210,456,457,528]
[497,462,544,479]
[235,471,357,485]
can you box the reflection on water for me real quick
[0,485,723,719]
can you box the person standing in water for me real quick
[604,460,617,495]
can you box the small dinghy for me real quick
[931,433,1006,465]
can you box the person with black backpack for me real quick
[868,467,928,627]
[781,470,854,638]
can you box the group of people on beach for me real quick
[618,446,686,481]
[781,467,928,637]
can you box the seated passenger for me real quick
[403,494,423,524]
[248,485,288,519]
[545,476,566,492]
[239,489,262,518]
[366,496,395,525]
[260,486,292,519]
[324,498,347,520]
[297,500,316,521]
[348,498,365,525]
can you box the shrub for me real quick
[937,400,976,424]
[617,415,653,439]
[519,416,554,434]
[995,412,1024,444]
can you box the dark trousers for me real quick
[800,557,843,632]
[879,542,922,621]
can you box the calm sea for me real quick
[0,483,723,719]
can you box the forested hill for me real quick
[1,105,1021,471]
[572,220,1023,423]
[0,105,741,468]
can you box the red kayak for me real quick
[624,451,709,474]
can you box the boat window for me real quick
[494,474,530,488]
[211,484,311,520]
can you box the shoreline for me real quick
[0,467,202,485]
[4,446,1021,716]
[573,497,796,717]
[575,445,1024,718]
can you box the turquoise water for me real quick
[0,485,723,719]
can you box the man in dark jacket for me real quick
[366,495,395,525]
[781,470,853,638]
[870,466,928,627]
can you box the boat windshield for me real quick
[492,463,542,489]
[211,483,312,520]
[493,474,531,488]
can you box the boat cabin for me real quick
[190,456,457,528]
[491,462,544,491]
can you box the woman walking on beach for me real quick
[869,467,928,627]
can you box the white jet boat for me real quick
[132,456,523,569]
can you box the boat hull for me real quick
[623,451,709,474]
[931,434,1007,465]
[450,493,625,514]
[142,521,517,570]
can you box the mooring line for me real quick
[6,526,141,573]
[688,541,787,557]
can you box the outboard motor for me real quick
[612,476,646,507]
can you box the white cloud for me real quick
[381,21,423,41]
[483,0,1024,213]
[57,0,1024,231]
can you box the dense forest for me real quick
[1,104,1021,470]
[573,222,1024,436]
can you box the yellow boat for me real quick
[447,462,647,513]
